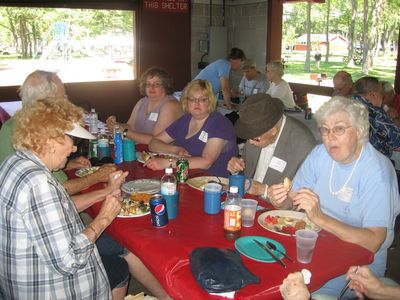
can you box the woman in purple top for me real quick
[106,67,183,144]
[145,80,239,177]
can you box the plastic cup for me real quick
[241,199,258,227]
[123,138,136,162]
[162,192,179,220]
[296,229,318,264]
[204,183,223,214]
[229,174,252,197]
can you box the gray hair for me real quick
[353,76,380,96]
[18,70,60,105]
[315,96,370,145]
[266,61,284,77]
[381,81,394,93]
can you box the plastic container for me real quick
[89,108,98,134]
[97,128,110,159]
[113,125,123,164]
[224,186,242,241]
[161,167,177,196]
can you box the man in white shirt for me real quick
[227,94,316,198]
[265,61,296,108]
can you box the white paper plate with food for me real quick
[118,193,152,218]
[121,179,161,194]
[187,176,229,192]
[75,166,100,177]
[136,151,179,163]
[257,210,320,236]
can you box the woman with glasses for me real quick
[106,67,183,144]
[268,96,399,298]
[145,79,238,177]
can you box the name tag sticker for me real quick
[338,187,353,203]
[199,130,208,143]
[149,112,158,122]
[269,156,287,173]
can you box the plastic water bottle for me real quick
[224,186,242,241]
[114,125,123,164]
[89,108,98,134]
[161,167,177,195]
[97,128,110,159]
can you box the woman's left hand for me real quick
[292,188,323,222]
[107,170,129,193]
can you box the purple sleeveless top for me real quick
[134,95,177,134]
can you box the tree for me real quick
[346,0,357,67]
[304,2,312,72]
[324,0,330,63]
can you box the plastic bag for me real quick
[190,247,260,293]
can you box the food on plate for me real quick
[263,214,315,235]
[283,177,292,191]
[130,192,152,203]
[141,151,152,162]
[119,193,152,216]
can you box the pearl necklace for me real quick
[329,146,364,196]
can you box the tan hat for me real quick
[235,94,284,139]
[242,59,256,70]
[65,123,96,140]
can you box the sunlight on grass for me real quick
[281,52,396,86]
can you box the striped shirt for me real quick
[0,150,111,300]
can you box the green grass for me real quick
[282,53,396,85]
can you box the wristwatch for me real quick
[123,128,129,138]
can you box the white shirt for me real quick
[266,80,296,108]
[253,116,287,182]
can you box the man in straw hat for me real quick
[227,94,316,199]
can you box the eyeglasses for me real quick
[145,82,163,89]
[319,125,352,136]
[188,97,208,104]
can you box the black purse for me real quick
[190,247,259,293]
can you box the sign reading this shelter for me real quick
[143,0,189,13]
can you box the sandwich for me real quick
[141,151,152,162]
[283,177,292,192]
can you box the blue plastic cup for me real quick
[229,174,252,197]
[123,139,136,162]
[204,183,223,214]
[162,192,179,220]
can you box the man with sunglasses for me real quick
[227,94,316,199]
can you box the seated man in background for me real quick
[353,76,400,160]
[234,59,269,99]
[0,70,116,195]
[381,80,400,126]
[227,94,316,198]
[265,61,297,109]
[332,70,353,97]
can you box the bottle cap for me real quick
[165,167,173,174]
[229,186,238,193]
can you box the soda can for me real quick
[176,157,189,183]
[150,194,169,228]
[89,139,98,158]
[304,108,312,120]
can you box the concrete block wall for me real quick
[191,0,268,81]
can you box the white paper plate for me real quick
[257,210,320,236]
[75,166,100,177]
[187,176,229,191]
[136,151,179,163]
[121,179,161,194]
[117,211,150,218]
